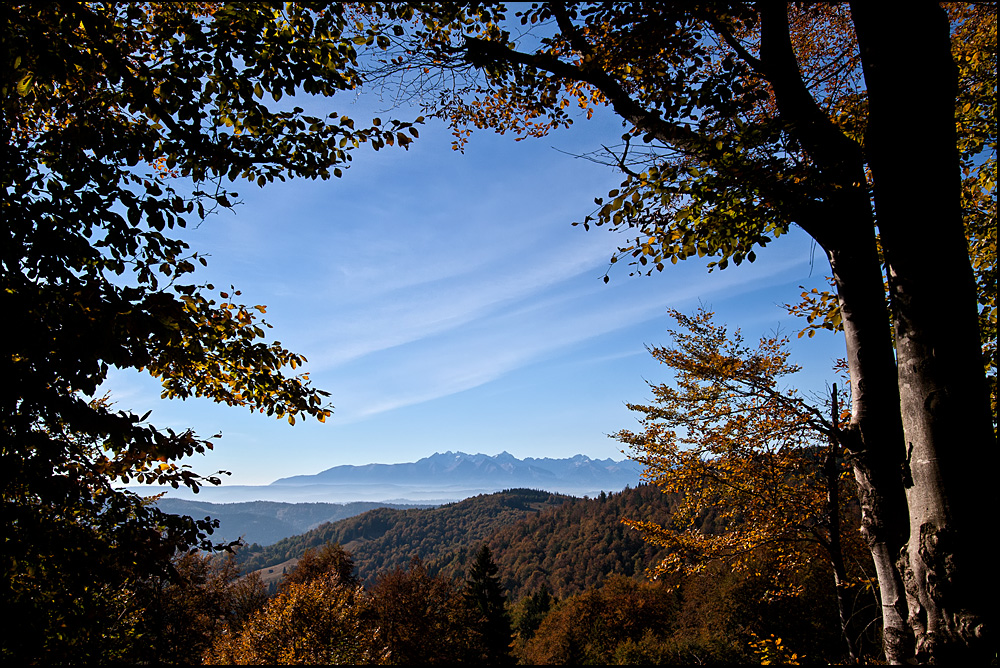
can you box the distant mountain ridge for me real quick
[270,451,644,493]
[149,453,645,544]
[140,451,645,504]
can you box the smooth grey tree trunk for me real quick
[825,239,913,664]
[852,3,994,662]
[458,4,989,662]
[757,6,914,661]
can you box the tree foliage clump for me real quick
[510,584,554,645]
[618,309,852,578]
[517,574,681,665]
[515,552,876,665]
[279,541,359,592]
[150,551,269,664]
[617,308,873,661]
[463,545,514,664]
[212,545,516,665]
[3,2,421,661]
[365,556,480,664]
[204,575,376,665]
[951,3,997,432]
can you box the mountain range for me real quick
[148,451,646,504]
[272,451,644,490]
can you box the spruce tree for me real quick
[516,585,553,640]
[464,545,513,664]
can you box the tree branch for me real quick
[708,17,764,73]
[757,3,864,180]
[550,1,593,59]
[462,36,703,154]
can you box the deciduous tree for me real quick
[518,574,679,665]
[366,556,475,664]
[151,550,268,664]
[280,541,358,591]
[203,574,375,665]
[616,307,873,662]
[3,2,420,661]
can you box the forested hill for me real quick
[438,484,675,599]
[236,488,568,578]
[236,485,678,600]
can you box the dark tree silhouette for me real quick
[464,545,514,664]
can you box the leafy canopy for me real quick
[3,2,421,661]
[364,3,993,393]
[362,4,867,266]
[616,309,865,599]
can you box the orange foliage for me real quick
[616,308,866,600]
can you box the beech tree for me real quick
[203,574,375,665]
[280,541,359,592]
[518,574,679,665]
[5,3,993,662]
[616,308,872,662]
[366,557,476,664]
[359,2,995,662]
[151,551,268,664]
[2,3,420,661]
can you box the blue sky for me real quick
[104,98,846,487]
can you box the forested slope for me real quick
[434,485,676,599]
[236,488,571,579]
[236,486,680,600]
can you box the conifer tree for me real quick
[515,585,554,641]
[464,545,514,665]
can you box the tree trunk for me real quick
[852,3,994,662]
[756,7,915,660]
[821,220,914,665]
[825,384,857,664]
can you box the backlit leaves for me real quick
[374,4,866,276]
[951,3,997,431]
[204,577,376,665]
[616,308,859,599]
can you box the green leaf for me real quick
[16,73,33,96]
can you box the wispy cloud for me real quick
[323,249,809,423]
[304,233,615,369]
